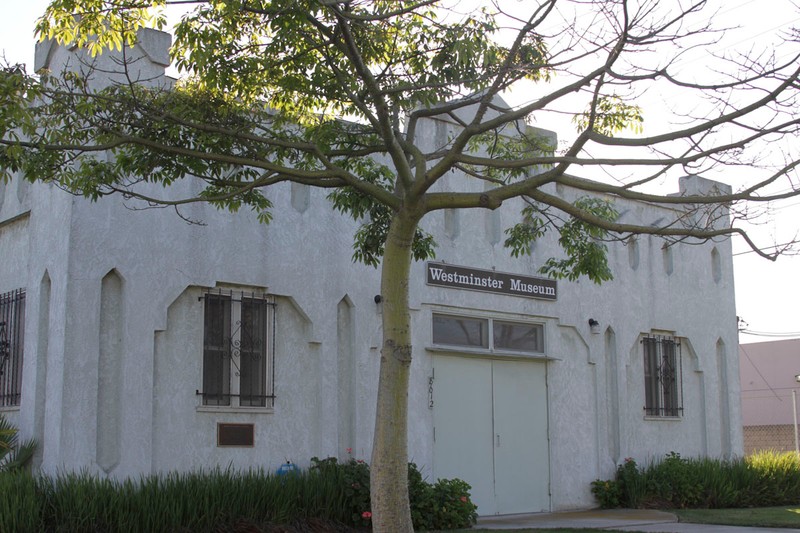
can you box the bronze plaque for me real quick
[217,423,255,447]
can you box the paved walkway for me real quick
[474,509,800,532]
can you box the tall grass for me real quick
[0,467,356,533]
[592,450,800,510]
[0,459,477,532]
[0,471,42,532]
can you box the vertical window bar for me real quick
[12,291,24,406]
[0,294,7,405]
[203,294,231,406]
[0,294,7,406]
[239,298,267,407]
[661,338,677,416]
[677,340,683,417]
[643,336,659,416]
[270,301,276,407]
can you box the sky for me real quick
[2,0,800,345]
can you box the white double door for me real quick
[432,355,550,516]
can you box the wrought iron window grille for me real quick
[197,289,276,408]
[642,335,683,418]
[0,289,25,407]
[195,391,276,401]
[0,321,9,376]
[197,288,277,306]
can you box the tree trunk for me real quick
[370,211,418,533]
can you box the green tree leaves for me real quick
[167,0,548,123]
[505,197,619,284]
[37,0,166,57]
[0,414,36,472]
[539,197,619,284]
[574,95,644,136]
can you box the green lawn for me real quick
[674,506,800,528]
[450,506,800,531]
[451,530,637,533]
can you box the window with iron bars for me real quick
[643,335,683,417]
[197,290,276,409]
[0,289,25,408]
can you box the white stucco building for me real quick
[0,30,742,516]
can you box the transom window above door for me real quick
[432,313,544,354]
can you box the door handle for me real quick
[496,433,500,447]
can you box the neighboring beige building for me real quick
[740,338,800,454]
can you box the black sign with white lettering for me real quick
[426,262,557,301]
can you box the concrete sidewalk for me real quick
[474,509,800,532]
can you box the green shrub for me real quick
[747,450,800,506]
[0,452,473,531]
[645,452,703,508]
[591,451,800,511]
[617,457,646,508]
[310,456,371,526]
[0,466,365,532]
[310,456,477,530]
[690,456,740,508]
[590,478,621,509]
[429,477,478,530]
[408,461,436,529]
[0,414,36,472]
[407,463,477,530]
